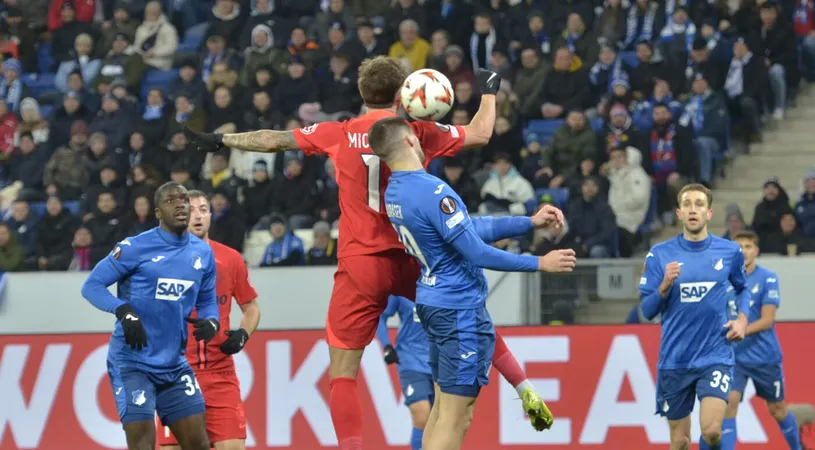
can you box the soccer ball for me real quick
[400,69,455,121]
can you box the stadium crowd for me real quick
[0,0,812,271]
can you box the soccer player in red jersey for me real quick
[185,57,552,449]
[158,190,261,450]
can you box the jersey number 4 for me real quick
[362,154,382,212]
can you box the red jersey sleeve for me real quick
[232,257,258,305]
[413,122,466,160]
[291,122,345,157]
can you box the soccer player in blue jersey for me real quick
[368,117,576,450]
[377,295,433,450]
[640,183,750,450]
[721,231,801,450]
[80,182,220,450]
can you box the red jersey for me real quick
[292,110,466,258]
[186,240,258,372]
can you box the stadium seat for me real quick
[536,188,569,208]
[23,73,58,100]
[28,200,80,217]
[184,22,209,41]
[39,104,54,119]
[590,117,604,132]
[619,51,639,68]
[140,69,179,101]
[177,35,204,54]
[36,42,54,74]
[525,119,564,146]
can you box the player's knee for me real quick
[670,437,690,450]
[767,401,788,421]
[409,400,432,429]
[328,346,363,379]
[701,424,722,445]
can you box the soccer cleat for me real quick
[521,388,554,431]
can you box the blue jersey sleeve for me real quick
[639,251,665,320]
[472,216,534,243]
[761,271,781,308]
[449,226,539,271]
[376,297,399,347]
[80,240,138,313]
[728,248,751,316]
[195,250,219,320]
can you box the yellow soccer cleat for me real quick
[521,388,554,431]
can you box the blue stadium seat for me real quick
[590,117,604,132]
[177,35,203,54]
[36,42,54,74]
[22,73,58,99]
[140,69,179,101]
[39,104,54,119]
[28,200,80,217]
[619,51,639,68]
[184,22,209,40]
[524,187,571,216]
[525,119,564,146]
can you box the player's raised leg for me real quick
[492,332,553,430]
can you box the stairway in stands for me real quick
[576,87,815,325]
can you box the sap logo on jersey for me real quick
[679,282,717,303]
[155,278,195,301]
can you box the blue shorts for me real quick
[399,370,435,406]
[107,358,205,426]
[655,364,733,420]
[416,304,495,398]
[732,363,785,402]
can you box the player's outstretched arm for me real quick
[461,69,501,148]
[471,205,564,243]
[450,225,575,273]
[184,126,299,153]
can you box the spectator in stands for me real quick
[49,92,91,150]
[207,86,243,132]
[200,35,240,85]
[723,203,748,240]
[86,166,127,216]
[0,99,18,161]
[539,110,597,190]
[15,0,49,32]
[10,133,47,193]
[96,6,138,58]
[762,212,815,255]
[346,19,388,67]
[85,191,123,252]
[271,154,317,229]
[529,194,572,256]
[67,70,101,114]
[96,33,147,91]
[5,199,38,265]
[638,76,686,130]
[169,60,207,107]
[555,13,598,67]
[134,1,179,71]
[0,59,27,113]
[200,150,245,201]
[312,0,356,46]
[539,47,590,119]
[796,0,815,80]
[488,44,514,85]
[426,0,472,48]
[206,0,245,47]
[0,20,20,62]
[513,46,548,119]
[647,103,694,223]
[388,19,430,72]
[796,168,815,238]
[483,115,524,169]
[44,120,90,200]
[659,6,697,90]
[306,220,337,266]
[274,57,319,117]
[125,195,157,236]
[170,93,206,136]
[85,133,123,183]
[48,0,95,32]
[439,155,479,211]
[319,53,362,119]
[16,98,49,146]
[0,222,23,271]
[517,10,551,58]
[595,0,626,48]
[724,36,765,144]
[206,61,240,95]
[260,214,304,266]
[89,94,132,149]
[387,0,427,42]
[35,195,77,271]
[565,176,616,258]
[66,226,106,270]
[619,0,662,52]
[426,30,448,71]
[626,41,665,100]
[128,165,161,207]
[243,161,274,229]
[245,90,283,132]
[134,89,167,149]
[442,45,475,89]
[684,36,728,94]
[589,45,619,105]
[287,27,323,72]
[56,34,102,93]
[752,177,794,244]
[469,12,499,72]
[606,145,651,257]
[51,3,96,65]
[355,0,389,29]
[759,2,797,120]
[169,164,197,191]
[242,25,290,87]
[478,152,534,216]
[209,189,245,252]
[598,103,646,167]
[316,158,340,226]
[679,72,728,188]
[239,0,286,51]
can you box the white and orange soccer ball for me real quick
[400,69,455,121]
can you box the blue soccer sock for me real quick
[778,412,802,450]
[411,427,424,450]
[721,417,737,450]
[699,436,722,450]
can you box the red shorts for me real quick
[157,370,246,446]
[326,249,420,350]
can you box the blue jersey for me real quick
[81,227,219,373]
[732,265,783,366]
[384,170,538,310]
[377,296,431,375]
[640,234,750,370]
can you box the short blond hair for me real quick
[677,183,713,207]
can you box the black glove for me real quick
[476,69,501,95]
[185,317,220,343]
[183,126,226,153]
[383,345,399,364]
[220,328,249,355]
[116,304,147,351]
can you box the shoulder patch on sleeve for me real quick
[300,124,318,135]
[440,196,457,214]
[112,246,121,260]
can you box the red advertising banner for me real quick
[0,324,814,450]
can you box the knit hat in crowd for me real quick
[252,160,268,173]
[525,131,540,146]
[3,58,21,76]
[724,203,745,226]
[804,165,815,182]
[268,214,286,226]
[610,103,628,116]
[763,176,781,190]
[71,120,88,137]
[312,221,331,236]
[444,45,464,58]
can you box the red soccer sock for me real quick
[329,377,363,450]
[492,332,527,388]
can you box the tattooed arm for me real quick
[221,130,299,153]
